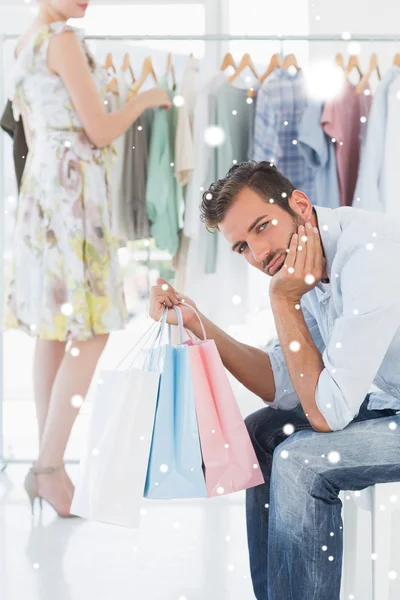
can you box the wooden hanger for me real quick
[393,53,400,67]
[335,53,345,69]
[106,78,119,94]
[345,55,362,79]
[356,53,381,94]
[166,52,177,90]
[260,53,282,82]
[282,53,301,71]
[220,52,237,73]
[122,53,135,83]
[228,53,259,83]
[128,57,158,99]
[104,52,116,73]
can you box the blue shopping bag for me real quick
[144,308,207,499]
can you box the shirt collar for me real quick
[313,205,342,284]
[274,67,303,80]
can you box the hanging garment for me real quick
[0,99,28,192]
[4,22,128,341]
[183,72,226,241]
[184,79,254,329]
[374,70,400,216]
[298,100,340,209]
[205,82,256,274]
[105,81,126,240]
[321,80,372,207]
[252,68,313,197]
[175,55,199,187]
[353,67,400,212]
[146,75,183,257]
[118,72,153,242]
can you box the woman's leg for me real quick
[33,339,67,445]
[35,333,109,513]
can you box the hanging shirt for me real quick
[183,72,226,240]
[298,99,340,209]
[105,78,126,240]
[205,82,256,273]
[146,76,182,257]
[252,68,313,197]
[184,75,252,328]
[117,72,153,242]
[321,80,372,207]
[353,67,400,213]
[175,55,199,187]
[1,99,28,192]
[379,72,400,216]
[267,204,400,431]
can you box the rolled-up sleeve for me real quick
[316,241,400,430]
[267,300,326,410]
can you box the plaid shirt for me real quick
[252,68,314,197]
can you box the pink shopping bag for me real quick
[176,305,264,497]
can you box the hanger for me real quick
[104,52,116,73]
[121,53,135,83]
[282,53,301,71]
[228,53,259,84]
[356,53,381,94]
[335,53,345,69]
[166,52,177,90]
[220,52,237,73]
[260,53,282,83]
[345,55,362,79]
[393,53,400,67]
[128,57,158,99]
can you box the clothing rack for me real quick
[1,30,400,468]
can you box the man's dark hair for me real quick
[200,161,298,231]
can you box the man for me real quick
[149,161,400,600]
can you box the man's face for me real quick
[219,187,312,277]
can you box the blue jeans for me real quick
[245,395,400,600]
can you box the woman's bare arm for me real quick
[47,32,170,148]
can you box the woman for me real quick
[5,0,171,517]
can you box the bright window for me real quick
[227,0,309,68]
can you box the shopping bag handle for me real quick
[172,304,207,342]
[115,308,168,370]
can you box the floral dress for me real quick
[4,22,128,341]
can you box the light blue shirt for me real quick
[353,66,400,212]
[267,205,400,431]
[298,100,340,210]
[252,68,314,198]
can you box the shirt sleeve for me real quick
[252,84,281,164]
[175,101,194,186]
[315,240,400,431]
[267,300,326,410]
[298,100,328,170]
[146,109,170,223]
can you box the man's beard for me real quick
[262,215,306,274]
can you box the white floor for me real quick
[0,325,260,600]
[2,328,400,600]
[0,466,254,600]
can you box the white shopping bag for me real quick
[71,319,166,528]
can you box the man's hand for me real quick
[269,222,326,304]
[149,278,199,328]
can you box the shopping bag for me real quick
[144,307,207,499]
[71,315,167,527]
[181,305,265,497]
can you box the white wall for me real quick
[309,0,400,75]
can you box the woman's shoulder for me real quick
[15,21,85,61]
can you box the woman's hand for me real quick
[149,278,198,327]
[141,88,172,110]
